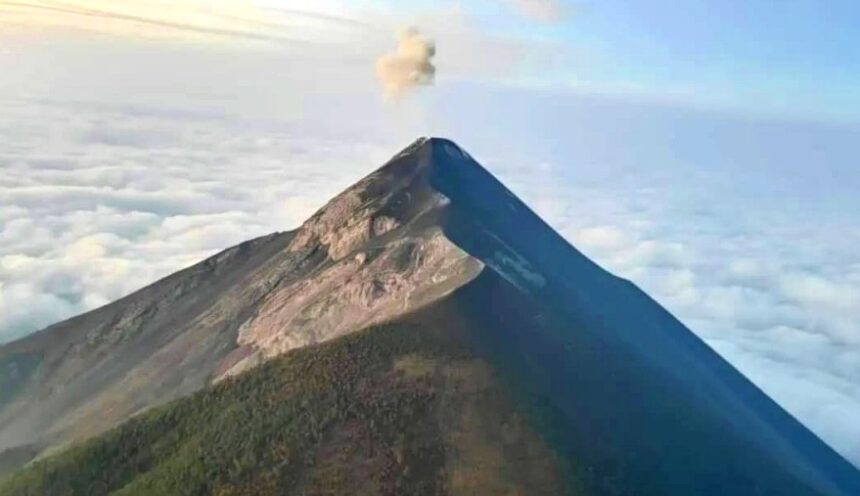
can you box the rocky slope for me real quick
[0,230,296,467]
[2,137,859,495]
[0,138,483,470]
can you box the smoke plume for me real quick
[375,27,436,99]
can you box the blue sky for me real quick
[355,0,860,122]
[4,0,860,120]
[1,0,859,466]
[575,0,860,121]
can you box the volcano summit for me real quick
[1,138,858,495]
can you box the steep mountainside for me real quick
[0,231,297,467]
[0,138,482,469]
[0,296,572,496]
[2,137,859,495]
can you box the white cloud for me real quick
[0,95,400,343]
[572,225,627,250]
[779,272,860,316]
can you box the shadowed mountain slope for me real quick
[1,137,859,495]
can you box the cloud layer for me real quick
[0,96,397,342]
[2,90,858,467]
[1,27,858,469]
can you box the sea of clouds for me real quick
[1,32,858,466]
[0,96,393,340]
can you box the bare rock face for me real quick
[228,137,483,373]
[288,187,368,261]
[288,138,432,261]
[237,231,480,358]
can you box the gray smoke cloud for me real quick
[375,27,436,99]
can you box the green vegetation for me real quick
[0,320,569,496]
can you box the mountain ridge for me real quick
[2,137,859,495]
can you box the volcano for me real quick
[1,138,858,495]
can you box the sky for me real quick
[1,0,859,466]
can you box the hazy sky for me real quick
[1,0,859,466]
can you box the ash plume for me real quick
[375,27,436,99]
